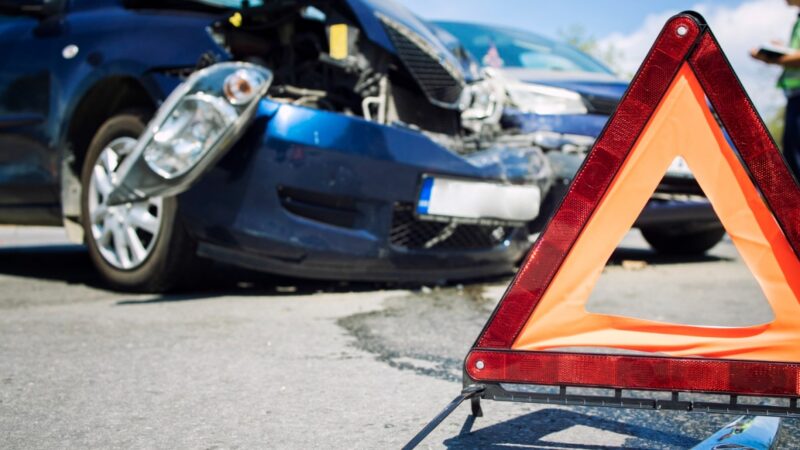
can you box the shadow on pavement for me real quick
[607,246,731,266]
[0,242,727,306]
[0,243,508,305]
[0,244,397,300]
[443,408,700,449]
[0,244,106,287]
[115,271,510,306]
[114,278,390,305]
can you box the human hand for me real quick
[750,48,780,64]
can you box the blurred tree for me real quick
[559,24,627,77]
[559,25,596,53]
[560,25,786,149]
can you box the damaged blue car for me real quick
[0,0,551,291]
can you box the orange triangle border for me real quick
[466,12,800,397]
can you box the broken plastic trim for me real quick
[106,62,273,205]
[691,415,781,450]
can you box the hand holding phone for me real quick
[756,44,791,60]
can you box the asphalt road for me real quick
[0,226,797,449]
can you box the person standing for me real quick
[751,0,800,181]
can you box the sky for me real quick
[402,0,797,118]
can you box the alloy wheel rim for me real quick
[87,136,164,270]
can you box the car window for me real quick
[435,21,613,75]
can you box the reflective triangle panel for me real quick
[466,12,800,397]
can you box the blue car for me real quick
[0,0,551,291]
[435,21,725,255]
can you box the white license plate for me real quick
[416,176,541,222]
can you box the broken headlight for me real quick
[106,62,273,205]
[144,92,238,179]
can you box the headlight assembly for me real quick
[223,69,266,105]
[144,92,238,179]
[106,62,273,205]
[505,82,587,115]
[460,78,505,133]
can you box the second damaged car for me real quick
[437,21,727,256]
[0,0,551,291]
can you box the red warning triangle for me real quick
[466,12,800,397]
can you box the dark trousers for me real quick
[783,94,800,181]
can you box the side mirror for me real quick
[0,0,62,17]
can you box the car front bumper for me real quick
[175,100,550,282]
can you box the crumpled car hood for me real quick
[344,0,466,77]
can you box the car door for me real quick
[0,5,64,224]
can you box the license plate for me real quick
[416,176,541,223]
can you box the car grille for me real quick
[378,14,464,107]
[583,94,619,115]
[389,203,516,250]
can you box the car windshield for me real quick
[435,21,613,75]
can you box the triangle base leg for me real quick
[402,384,485,450]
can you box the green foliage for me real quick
[559,24,596,54]
[559,25,788,150]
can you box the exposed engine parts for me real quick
[210,1,506,152]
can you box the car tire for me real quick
[640,225,726,256]
[80,112,196,292]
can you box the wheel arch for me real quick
[65,76,158,172]
[61,76,159,242]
